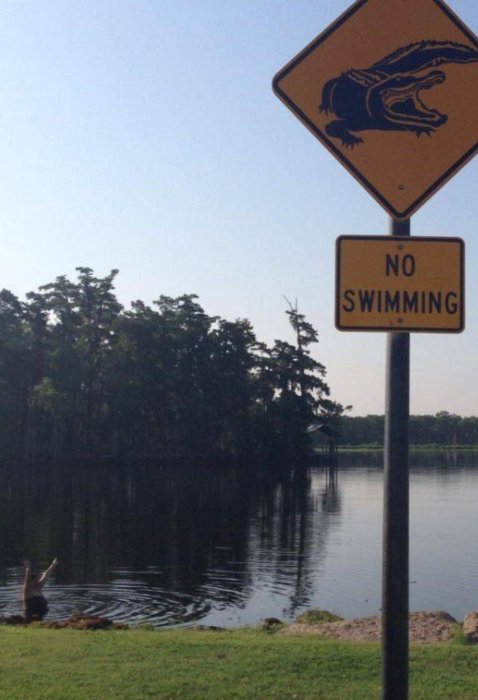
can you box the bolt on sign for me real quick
[273,0,478,219]
[335,236,464,331]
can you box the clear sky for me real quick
[0,0,477,417]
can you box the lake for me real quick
[0,451,477,627]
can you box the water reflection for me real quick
[0,459,341,626]
[2,452,478,626]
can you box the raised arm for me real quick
[23,560,32,597]
[38,557,58,585]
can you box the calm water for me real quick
[0,452,477,627]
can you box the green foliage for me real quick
[0,270,339,463]
[294,608,343,624]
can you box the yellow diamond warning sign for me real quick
[335,236,464,331]
[273,0,478,219]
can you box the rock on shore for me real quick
[279,611,459,644]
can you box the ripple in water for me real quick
[0,568,246,627]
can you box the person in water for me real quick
[23,557,58,622]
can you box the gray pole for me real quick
[382,217,410,700]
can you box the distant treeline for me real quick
[339,412,478,447]
[0,268,345,464]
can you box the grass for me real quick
[1,626,478,699]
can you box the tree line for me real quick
[0,267,344,464]
[339,412,478,447]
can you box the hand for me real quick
[52,557,58,567]
[23,560,31,569]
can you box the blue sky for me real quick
[0,0,477,416]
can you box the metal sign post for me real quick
[273,2,477,698]
[382,217,410,700]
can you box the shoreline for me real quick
[2,608,477,645]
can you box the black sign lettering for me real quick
[342,289,460,315]
[445,292,458,314]
[342,289,355,312]
[385,253,415,277]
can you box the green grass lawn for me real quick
[1,626,478,700]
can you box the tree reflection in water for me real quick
[0,459,341,626]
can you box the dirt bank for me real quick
[279,611,459,643]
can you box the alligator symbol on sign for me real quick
[319,40,478,147]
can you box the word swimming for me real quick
[342,289,459,315]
